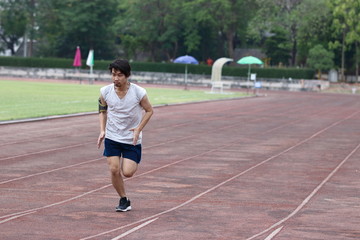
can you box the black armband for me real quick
[98,98,108,113]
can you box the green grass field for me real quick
[0,80,247,121]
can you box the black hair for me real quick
[108,59,131,77]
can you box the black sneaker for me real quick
[116,197,131,212]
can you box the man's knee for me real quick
[109,165,120,176]
[122,170,134,178]
[122,158,138,178]
[107,157,120,175]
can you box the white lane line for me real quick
[0,103,306,186]
[246,142,360,240]
[0,147,218,222]
[81,111,360,240]
[111,218,159,240]
[81,147,292,239]
[0,211,37,224]
[0,140,227,221]
[0,134,65,147]
[264,226,283,240]
[0,184,111,220]
[0,142,93,162]
[0,115,260,184]
[2,110,359,228]
[0,157,103,185]
[0,123,228,183]
[0,104,319,185]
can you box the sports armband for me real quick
[98,98,108,113]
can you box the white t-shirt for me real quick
[100,83,146,145]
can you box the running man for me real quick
[97,59,153,212]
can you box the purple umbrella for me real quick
[173,55,199,64]
[173,55,199,89]
[73,46,82,67]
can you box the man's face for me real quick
[112,69,127,87]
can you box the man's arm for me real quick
[97,95,107,149]
[130,95,153,145]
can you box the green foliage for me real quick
[249,0,302,65]
[35,0,117,59]
[296,0,332,65]
[0,0,28,54]
[2,0,351,77]
[263,28,291,66]
[188,0,258,59]
[115,0,258,61]
[116,0,183,61]
[307,45,334,71]
[328,0,360,80]
[250,0,332,66]
[329,0,360,45]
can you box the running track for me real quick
[0,89,359,240]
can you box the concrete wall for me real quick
[0,66,328,91]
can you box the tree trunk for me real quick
[226,31,234,59]
[341,30,345,82]
[10,45,15,55]
[356,41,359,83]
[290,24,297,66]
[318,69,322,80]
[7,39,15,55]
[28,0,36,57]
[291,39,297,66]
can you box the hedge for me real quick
[0,56,315,79]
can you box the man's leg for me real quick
[107,156,126,197]
[111,157,136,212]
[121,158,138,178]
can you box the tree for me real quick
[35,0,66,56]
[35,0,117,59]
[329,0,360,82]
[116,0,183,61]
[249,0,303,66]
[25,0,36,57]
[250,0,331,67]
[263,28,291,66]
[296,0,332,66]
[307,44,334,79]
[190,0,257,59]
[0,0,27,55]
[116,0,258,62]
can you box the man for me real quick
[97,59,153,212]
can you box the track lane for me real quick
[0,91,360,239]
[0,97,349,187]
[0,94,349,162]
[80,111,360,239]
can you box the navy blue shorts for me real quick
[103,138,142,164]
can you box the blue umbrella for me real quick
[174,55,199,64]
[173,55,199,89]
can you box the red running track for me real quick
[0,90,359,240]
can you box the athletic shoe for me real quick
[116,197,132,212]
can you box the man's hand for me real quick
[97,131,105,149]
[130,128,140,145]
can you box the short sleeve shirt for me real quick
[100,83,146,145]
